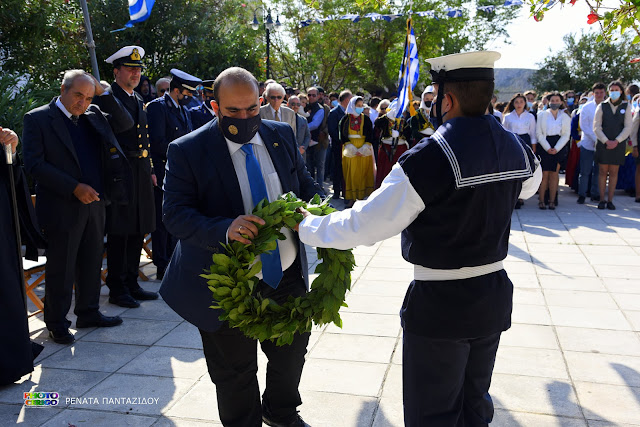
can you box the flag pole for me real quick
[79,0,101,80]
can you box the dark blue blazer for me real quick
[146,93,193,185]
[189,104,215,130]
[159,119,324,332]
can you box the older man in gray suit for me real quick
[259,82,297,138]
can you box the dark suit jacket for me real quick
[22,98,131,231]
[159,119,324,332]
[327,105,345,148]
[146,93,193,185]
[189,104,215,130]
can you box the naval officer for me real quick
[297,51,542,426]
[94,45,158,307]
[189,79,216,130]
[146,68,200,279]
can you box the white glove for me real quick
[391,129,400,138]
[358,143,374,157]
[343,143,358,158]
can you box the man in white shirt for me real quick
[259,82,297,138]
[577,82,606,203]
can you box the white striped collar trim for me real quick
[432,129,533,189]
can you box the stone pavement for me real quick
[3,183,640,426]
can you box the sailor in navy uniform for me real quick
[95,45,158,308]
[298,51,542,426]
[146,68,200,279]
[189,79,216,130]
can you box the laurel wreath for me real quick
[201,192,355,346]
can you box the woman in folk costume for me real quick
[338,96,375,206]
[374,100,412,189]
[502,93,537,209]
[408,86,437,145]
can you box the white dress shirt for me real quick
[502,111,537,145]
[536,110,571,152]
[225,133,297,277]
[578,101,598,151]
[55,97,73,119]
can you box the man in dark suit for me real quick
[94,46,158,308]
[22,70,130,344]
[146,68,200,279]
[159,67,323,427]
[327,90,352,199]
[189,79,216,130]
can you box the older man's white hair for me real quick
[264,82,286,98]
[61,69,94,92]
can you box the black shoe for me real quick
[130,287,159,300]
[109,293,140,308]
[598,201,606,210]
[591,195,601,202]
[577,196,585,204]
[76,313,123,329]
[48,329,74,344]
[262,413,310,427]
[607,201,616,210]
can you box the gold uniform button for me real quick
[138,134,142,138]
[146,124,149,128]
[139,144,143,148]
[137,124,140,128]
[142,149,148,158]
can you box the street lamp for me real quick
[250,7,281,80]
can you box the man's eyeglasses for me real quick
[159,89,168,95]
[308,94,317,97]
[289,102,301,107]
[270,95,283,100]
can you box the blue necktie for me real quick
[240,144,283,289]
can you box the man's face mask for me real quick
[219,112,262,145]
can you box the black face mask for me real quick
[179,95,192,106]
[219,113,262,144]
[424,101,432,108]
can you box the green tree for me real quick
[530,31,640,92]
[0,0,265,87]
[270,0,518,95]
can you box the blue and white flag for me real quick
[396,19,420,116]
[446,8,463,18]
[126,0,155,27]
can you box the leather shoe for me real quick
[48,329,74,344]
[130,287,159,300]
[76,313,123,329]
[577,196,585,204]
[262,413,310,427]
[109,293,140,308]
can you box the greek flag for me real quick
[126,0,155,27]
[396,19,419,116]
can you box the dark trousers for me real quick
[106,233,144,296]
[152,187,176,272]
[44,200,105,331]
[331,143,344,198]
[199,261,310,427]
[403,330,501,427]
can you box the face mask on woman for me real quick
[331,100,339,108]
[566,97,574,106]
[627,94,632,101]
[609,90,621,101]
[549,103,561,111]
[354,107,364,115]
[526,101,533,109]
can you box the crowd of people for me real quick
[497,83,639,210]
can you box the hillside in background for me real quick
[494,68,536,101]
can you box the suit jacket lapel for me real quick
[48,99,80,168]
[259,123,292,193]
[85,108,126,158]
[206,121,244,215]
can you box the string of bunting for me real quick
[299,0,523,27]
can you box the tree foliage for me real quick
[0,0,264,87]
[270,0,518,95]
[530,31,640,92]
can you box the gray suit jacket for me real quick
[260,104,297,139]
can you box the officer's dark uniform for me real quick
[189,79,216,130]
[95,46,158,308]
[146,69,199,277]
